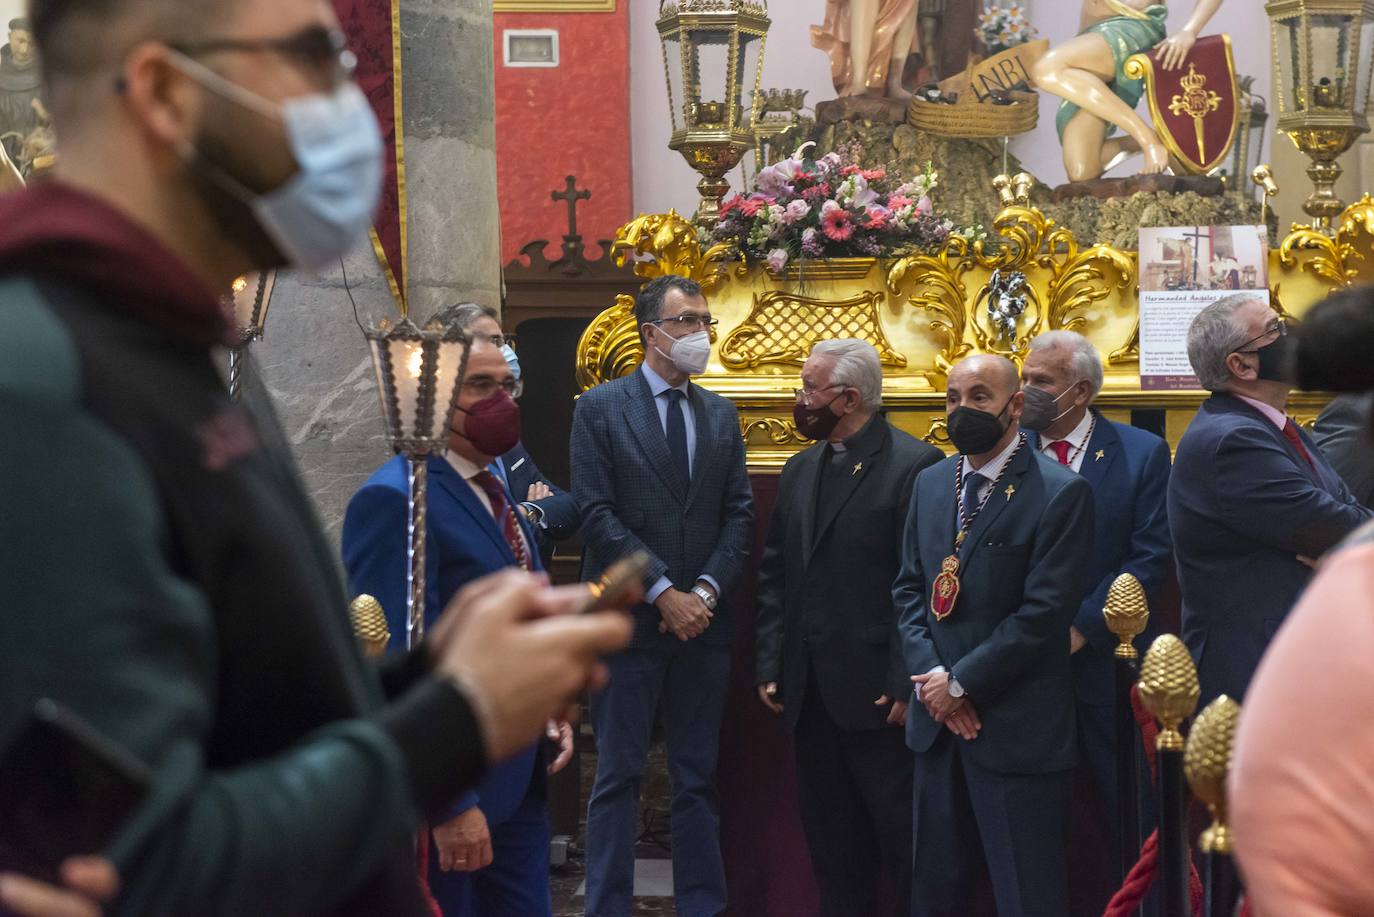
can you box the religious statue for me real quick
[0,17,47,171]
[1030,0,1221,182]
[812,0,920,99]
[986,268,1029,345]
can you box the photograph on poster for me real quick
[1138,225,1269,391]
[0,1,49,175]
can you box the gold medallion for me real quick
[931,555,961,621]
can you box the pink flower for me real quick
[820,202,854,242]
[719,195,745,216]
[782,200,810,225]
[840,164,862,177]
[916,195,933,215]
[862,168,887,181]
[766,248,789,272]
[863,206,890,230]
[887,195,913,211]
[739,197,767,218]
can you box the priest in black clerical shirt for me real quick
[755,339,942,917]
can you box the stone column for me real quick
[253,0,502,540]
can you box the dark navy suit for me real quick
[495,441,581,567]
[1170,392,1372,705]
[571,366,753,917]
[895,442,1095,917]
[1026,412,1172,841]
[341,454,550,917]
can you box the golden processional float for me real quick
[577,0,1374,469]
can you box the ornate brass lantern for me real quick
[657,0,770,228]
[1227,76,1269,200]
[365,317,470,648]
[1265,0,1374,229]
[226,270,277,401]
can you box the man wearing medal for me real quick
[895,354,1095,917]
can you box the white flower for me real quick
[783,200,810,224]
[766,248,789,272]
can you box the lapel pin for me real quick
[1004,484,1016,501]
[852,462,863,476]
[1095,449,1105,461]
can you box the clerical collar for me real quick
[828,412,880,454]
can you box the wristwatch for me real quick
[691,584,718,610]
[948,673,966,698]
[520,502,544,526]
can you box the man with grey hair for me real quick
[1021,330,1172,891]
[1170,293,1370,705]
[755,338,941,917]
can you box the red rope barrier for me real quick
[416,827,443,917]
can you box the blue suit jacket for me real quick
[1026,413,1173,707]
[495,441,580,566]
[1169,393,1373,704]
[895,443,1095,774]
[571,368,753,648]
[341,453,543,825]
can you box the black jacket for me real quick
[755,416,942,731]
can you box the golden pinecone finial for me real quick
[1137,634,1200,752]
[349,594,391,658]
[1103,573,1150,661]
[1185,695,1241,854]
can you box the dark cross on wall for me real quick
[550,175,593,274]
[1180,226,1210,289]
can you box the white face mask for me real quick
[171,52,384,272]
[500,343,522,380]
[652,327,711,376]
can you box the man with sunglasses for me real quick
[571,274,753,917]
[345,337,570,916]
[0,1,630,915]
[1170,293,1372,706]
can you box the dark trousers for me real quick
[912,731,1072,917]
[795,680,913,917]
[426,790,552,917]
[584,641,731,917]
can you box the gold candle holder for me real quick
[1102,573,1150,661]
[1184,695,1241,855]
[1138,634,1201,752]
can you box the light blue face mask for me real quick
[171,52,384,272]
[501,343,522,381]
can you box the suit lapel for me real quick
[684,385,715,508]
[960,442,1032,564]
[431,458,516,563]
[1078,411,1120,491]
[624,370,685,503]
[1224,394,1323,487]
[809,421,889,561]
[795,443,823,562]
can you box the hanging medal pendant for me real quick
[931,555,961,621]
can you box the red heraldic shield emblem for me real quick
[1125,34,1239,174]
[931,555,962,621]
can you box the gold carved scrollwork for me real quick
[741,417,808,446]
[719,290,907,370]
[923,418,951,447]
[609,209,745,292]
[889,198,1139,371]
[575,294,642,392]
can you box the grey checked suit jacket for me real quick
[571,367,754,648]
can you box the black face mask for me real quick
[947,397,1013,455]
[1238,333,1294,383]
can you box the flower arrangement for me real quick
[706,143,954,273]
[976,4,1036,55]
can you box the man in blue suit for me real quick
[571,274,753,917]
[1172,294,1372,706]
[1020,330,1172,858]
[895,354,1095,917]
[436,302,581,567]
[342,339,572,916]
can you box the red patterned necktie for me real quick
[1049,440,1073,466]
[473,470,530,570]
[1281,419,1316,470]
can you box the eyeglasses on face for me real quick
[172,27,357,89]
[651,314,718,332]
[793,383,847,406]
[1234,317,1287,354]
[463,376,524,400]
[474,332,517,348]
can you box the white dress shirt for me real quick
[959,430,1024,507]
[1038,410,1095,473]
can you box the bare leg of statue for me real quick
[842,0,880,97]
[887,8,919,100]
[1031,32,1169,180]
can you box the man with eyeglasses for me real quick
[344,337,571,917]
[571,274,753,917]
[0,1,630,915]
[432,303,581,569]
[1170,293,1372,706]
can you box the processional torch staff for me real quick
[363,317,471,649]
[1103,573,1150,894]
[1185,695,1243,917]
[1138,634,1201,917]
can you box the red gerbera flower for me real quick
[820,207,854,242]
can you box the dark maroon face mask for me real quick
[455,390,521,457]
[793,394,845,442]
